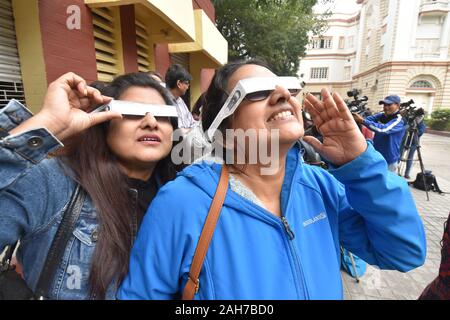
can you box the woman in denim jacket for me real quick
[0,72,179,299]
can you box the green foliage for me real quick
[212,0,333,75]
[431,109,450,121]
[427,120,450,131]
[427,109,450,131]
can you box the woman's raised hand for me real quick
[303,88,367,166]
[10,72,122,141]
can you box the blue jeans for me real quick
[405,143,418,178]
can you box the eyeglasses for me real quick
[245,88,300,102]
[91,100,179,118]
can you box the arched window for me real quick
[411,80,433,88]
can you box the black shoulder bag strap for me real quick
[34,184,86,299]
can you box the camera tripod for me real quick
[398,119,429,201]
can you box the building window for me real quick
[411,80,433,88]
[347,36,354,48]
[310,67,329,80]
[311,37,332,49]
[415,38,440,57]
[419,15,442,25]
[344,66,351,80]
[339,37,345,49]
[92,7,123,82]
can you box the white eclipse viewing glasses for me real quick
[206,76,302,141]
[92,100,179,118]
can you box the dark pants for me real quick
[404,142,418,178]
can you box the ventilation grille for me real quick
[92,7,121,82]
[0,81,25,108]
[136,19,151,72]
[0,0,25,107]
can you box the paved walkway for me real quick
[343,133,450,300]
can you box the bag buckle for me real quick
[188,276,200,294]
[194,278,200,294]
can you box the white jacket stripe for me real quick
[368,114,402,133]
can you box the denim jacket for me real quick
[0,100,138,299]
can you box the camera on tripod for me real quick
[346,89,371,118]
[399,99,425,125]
[347,88,360,99]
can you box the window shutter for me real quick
[169,53,190,71]
[92,7,122,82]
[135,19,151,73]
[0,0,25,107]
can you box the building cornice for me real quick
[326,21,360,28]
[353,61,450,79]
[303,52,356,59]
[305,81,354,86]
[327,13,361,24]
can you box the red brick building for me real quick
[0,0,227,112]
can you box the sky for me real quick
[314,0,362,14]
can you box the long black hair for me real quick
[59,72,180,299]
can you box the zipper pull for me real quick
[281,217,295,240]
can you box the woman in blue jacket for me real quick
[118,60,427,300]
[0,72,180,299]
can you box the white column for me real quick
[354,4,367,74]
[439,12,450,58]
[409,0,421,59]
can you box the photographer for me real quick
[353,95,407,172]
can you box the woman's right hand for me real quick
[9,72,122,141]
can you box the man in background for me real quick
[353,95,407,173]
[165,64,197,131]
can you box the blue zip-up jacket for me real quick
[118,142,426,300]
[363,112,407,164]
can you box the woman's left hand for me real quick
[303,88,367,166]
